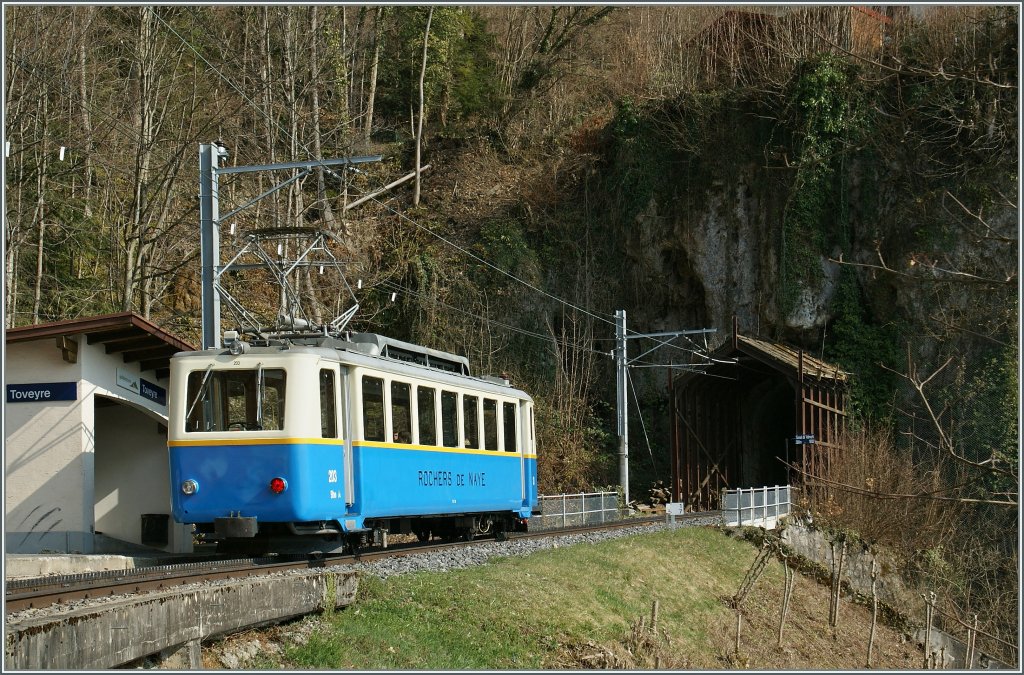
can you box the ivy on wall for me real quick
[779,55,869,317]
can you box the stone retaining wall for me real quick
[5,569,358,669]
[779,519,1011,670]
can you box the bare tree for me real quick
[414,7,433,206]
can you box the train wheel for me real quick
[415,529,432,542]
[473,516,493,537]
[345,533,366,554]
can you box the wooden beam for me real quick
[802,396,846,417]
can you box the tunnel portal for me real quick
[671,327,848,511]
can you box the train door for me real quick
[318,363,349,508]
[522,401,538,509]
[336,365,355,506]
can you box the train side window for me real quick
[320,369,337,438]
[463,395,480,449]
[441,390,458,447]
[418,386,437,446]
[362,376,385,441]
[483,398,498,450]
[391,381,412,444]
[503,402,518,452]
[259,369,286,431]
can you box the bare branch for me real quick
[785,461,1017,508]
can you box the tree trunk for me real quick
[30,85,49,324]
[261,7,281,225]
[414,7,433,206]
[123,6,158,313]
[364,7,383,146]
[77,6,94,220]
[310,6,337,230]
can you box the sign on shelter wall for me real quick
[6,382,77,403]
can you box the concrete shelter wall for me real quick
[5,334,189,553]
[5,341,93,553]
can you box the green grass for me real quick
[215,526,924,670]
[281,527,760,670]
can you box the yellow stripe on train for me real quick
[168,437,345,447]
[167,437,537,459]
[354,440,536,458]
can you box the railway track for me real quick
[6,512,716,614]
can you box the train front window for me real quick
[185,367,286,432]
[483,398,498,450]
[362,376,385,441]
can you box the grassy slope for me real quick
[215,527,922,670]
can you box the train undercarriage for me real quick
[202,512,527,556]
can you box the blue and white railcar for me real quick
[167,333,538,551]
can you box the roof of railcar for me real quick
[170,343,533,401]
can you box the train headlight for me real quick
[269,477,288,494]
[181,479,199,495]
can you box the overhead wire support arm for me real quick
[218,169,311,224]
[216,155,383,175]
[628,328,717,365]
[199,144,384,348]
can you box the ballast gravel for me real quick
[352,517,721,580]
[6,517,721,625]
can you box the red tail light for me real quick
[269,477,288,494]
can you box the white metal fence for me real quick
[721,485,792,529]
[531,491,621,530]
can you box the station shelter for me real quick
[4,313,196,554]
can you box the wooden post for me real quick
[834,539,846,627]
[867,559,879,667]
[735,608,742,656]
[777,554,795,648]
[965,614,979,668]
[923,592,935,669]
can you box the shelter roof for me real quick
[5,312,196,379]
[674,325,848,389]
[736,334,848,382]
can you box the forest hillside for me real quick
[3,5,1018,661]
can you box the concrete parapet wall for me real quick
[780,520,913,609]
[4,570,358,669]
[780,520,1012,670]
[5,553,145,579]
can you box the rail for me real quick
[721,485,792,529]
[531,491,621,530]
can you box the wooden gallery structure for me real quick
[670,322,848,511]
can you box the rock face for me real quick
[617,148,1013,358]
[622,166,781,342]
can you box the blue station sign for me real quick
[793,434,816,445]
[116,367,167,407]
[140,378,167,406]
[6,382,77,403]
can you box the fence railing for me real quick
[531,491,621,530]
[721,485,792,529]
